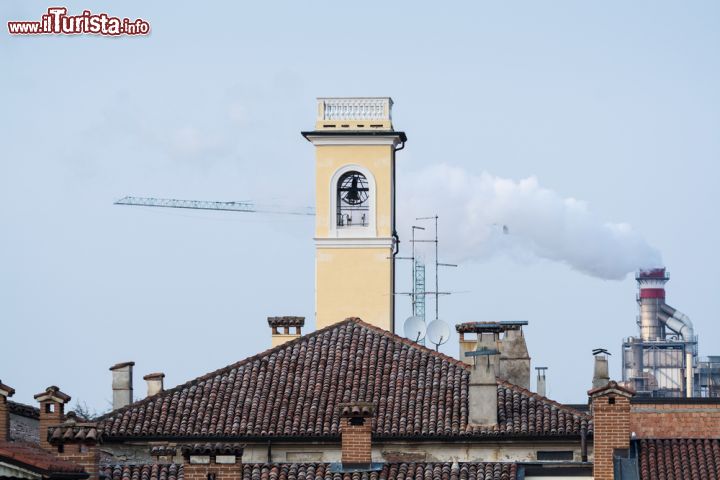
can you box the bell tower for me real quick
[302,98,406,332]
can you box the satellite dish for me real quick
[427,319,450,350]
[403,316,426,342]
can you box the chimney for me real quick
[268,316,305,347]
[0,380,15,441]
[48,411,102,480]
[588,381,634,480]
[34,386,70,451]
[456,321,530,389]
[181,444,243,480]
[592,349,611,389]
[109,361,134,410]
[456,325,478,362]
[338,402,375,467]
[465,345,498,426]
[535,367,547,397]
[498,326,531,389]
[456,323,501,369]
[143,372,165,397]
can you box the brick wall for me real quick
[630,401,720,438]
[57,443,99,480]
[591,392,631,480]
[341,417,372,465]
[0,394,8,441]
[183,459,241,480]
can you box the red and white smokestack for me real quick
[636,267,669,341]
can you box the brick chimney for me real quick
[588,381,634,480]
[143,372,165,397]
[34,386,71,451]
[465,346,498,426]
[0,380,15,441]
[47,411,102,480]
[109,361,134,410]
[268,317,305,347]
[338,402,375,467]
[181,444,244,480]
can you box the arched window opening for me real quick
[337,171,369,228]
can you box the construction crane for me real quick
[114,196,315,216]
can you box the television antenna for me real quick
[427,319,450,351]
[414,215,457,322]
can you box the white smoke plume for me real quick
[398,164,662,280]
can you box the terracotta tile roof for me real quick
[98,319,591,439]
[267,317,305,328]
[149,446,177,457]
[100,464,183,480]
[8,400,40,419]
[180,443,244,456]
[638,438,720,480]
[47,413,102,444]
[242,463,517,480]
[48,424,102,444]
[0,441,88,477]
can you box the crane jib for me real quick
[114,196,315,216]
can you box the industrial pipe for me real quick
[659,304,694,397]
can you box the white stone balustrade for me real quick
[318,97,392,122]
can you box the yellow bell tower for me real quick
[302,97,406,332]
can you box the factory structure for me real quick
[622,267,720,398]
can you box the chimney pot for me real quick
[143,372,165,397]
[535,367,547,397]
[109,361,134,410]
[592,352,610,389]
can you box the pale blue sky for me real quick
[2,1,718,410]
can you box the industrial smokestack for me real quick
[637,268,669,340]
[110,361,134,410]
[592,349,610,389]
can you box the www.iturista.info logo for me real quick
[7,7,150,36]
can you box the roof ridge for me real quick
[346,317,469,368]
